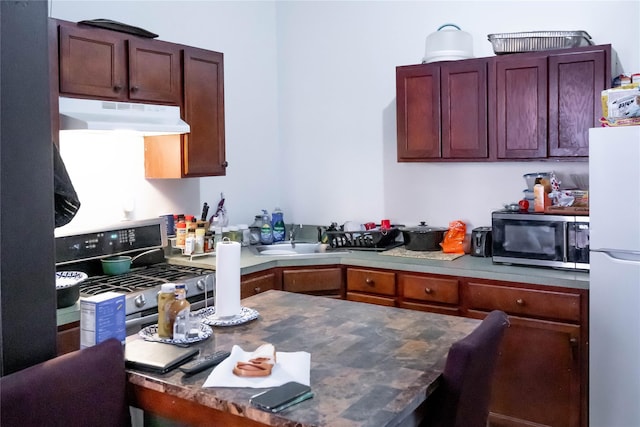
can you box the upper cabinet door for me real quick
[494,55,548,159]
[441,59,488,159]
[59,24,127,100]
[548,48,609,157]
[396,64,441,160]
[128,38,181,105]
[182,47,226,177]
[58,21,181,105]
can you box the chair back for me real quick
[0,338,131,427]
[425,310,509,427]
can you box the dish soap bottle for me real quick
[272,208,285,242]
[249,215,262,245]
[259,209,273,244]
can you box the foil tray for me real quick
[487,31,592,54]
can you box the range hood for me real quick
[59,97,190,135]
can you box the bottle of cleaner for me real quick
[249,215,262,245]
[272,208,285,242]
[260,209,273,244]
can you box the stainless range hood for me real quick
[59,97,190,135]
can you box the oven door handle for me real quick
[126,312,159,329]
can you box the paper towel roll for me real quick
[215,240,242,318]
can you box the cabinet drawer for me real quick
[347,292,396,307]
[241,272,278,299]
[466,282,581,322]
[399,274,459,304]
[283,267,342,293]
[347,268,395,296]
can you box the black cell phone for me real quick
[250,381,313,413]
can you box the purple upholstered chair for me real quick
[422,310,510,427]
[0,338,131,427]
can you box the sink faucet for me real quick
[289,224,303,246]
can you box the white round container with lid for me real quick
[423,24,473,63]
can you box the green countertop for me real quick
[57,246,589,326]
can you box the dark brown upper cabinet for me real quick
[397,44,611,162]
[58,21,181,105]
[396,58,488,161]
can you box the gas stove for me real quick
[55,218,215,333]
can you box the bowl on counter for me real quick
[55,271,88,308]
[101,256,132,275]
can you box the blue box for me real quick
[80,292,126,349]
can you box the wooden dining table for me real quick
[126,290,480,427]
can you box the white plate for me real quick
[139,323,212,345]
[55,271,88,289]
[197,306,259,327]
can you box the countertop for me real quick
[126,290,481,427]
[57,246,589,327]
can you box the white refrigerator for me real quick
[589,126,640,427]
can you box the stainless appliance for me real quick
[58,96,190,135]
[491,211,589,270]
[55,218,214,334]
[470,226,492,257]
[589,126,640,426]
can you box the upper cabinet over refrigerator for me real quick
[588,126,640,252]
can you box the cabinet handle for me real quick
[365,278,374,286]
[222,161,229,168]
[113,84,123,92]
[254,287,261,294]
[130,86,139,93]
[516,298,524,305]
[570,337,579,361]
[424,288,432,294]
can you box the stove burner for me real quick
[79,264,214,296]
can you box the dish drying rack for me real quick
[325,227,402,251]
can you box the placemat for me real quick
[382,247,464,261]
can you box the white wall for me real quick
[51,1,640,232]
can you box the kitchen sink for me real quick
[254,242,342,256]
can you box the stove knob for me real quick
[134,294,146,308]
[196,278,206,291]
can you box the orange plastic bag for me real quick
[440,220,467,254]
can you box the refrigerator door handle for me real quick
[592,249,640,262]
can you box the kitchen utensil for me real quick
[400,222,447,251]
[55,271,88,308]
[423,24,473,63]
[101,256,132,275]
[470,227,492,257]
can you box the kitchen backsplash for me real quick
[57,132,200,233]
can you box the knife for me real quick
[201,202,209,221]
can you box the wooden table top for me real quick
[127,290,479,427]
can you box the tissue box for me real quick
[80,292,126,349]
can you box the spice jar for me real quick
[157,283,176,338]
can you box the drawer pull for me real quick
[254,287,261,294]
[130,85,139,93]
[113,84,123,92]
[516,298,524,306]
[424,288,433,294]
[365,278,374,286]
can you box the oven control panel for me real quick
[55,219,167,264]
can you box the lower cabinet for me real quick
[346,267,396,306]
[281,266,343,298]
[57,321,80,356]
[240,270,280,299]
[347,267,587,427]
[464,280,585,427]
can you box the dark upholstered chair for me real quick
[421,310,510,427]
[0,338,131,427]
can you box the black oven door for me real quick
[491,212,573,269]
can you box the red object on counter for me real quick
[518,199,530,211]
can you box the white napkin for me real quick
[203,345,311,388]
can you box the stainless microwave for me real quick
[491,211,589,271]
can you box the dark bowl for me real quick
[55,271,88,308]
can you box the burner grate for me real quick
[79,263,214,296]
